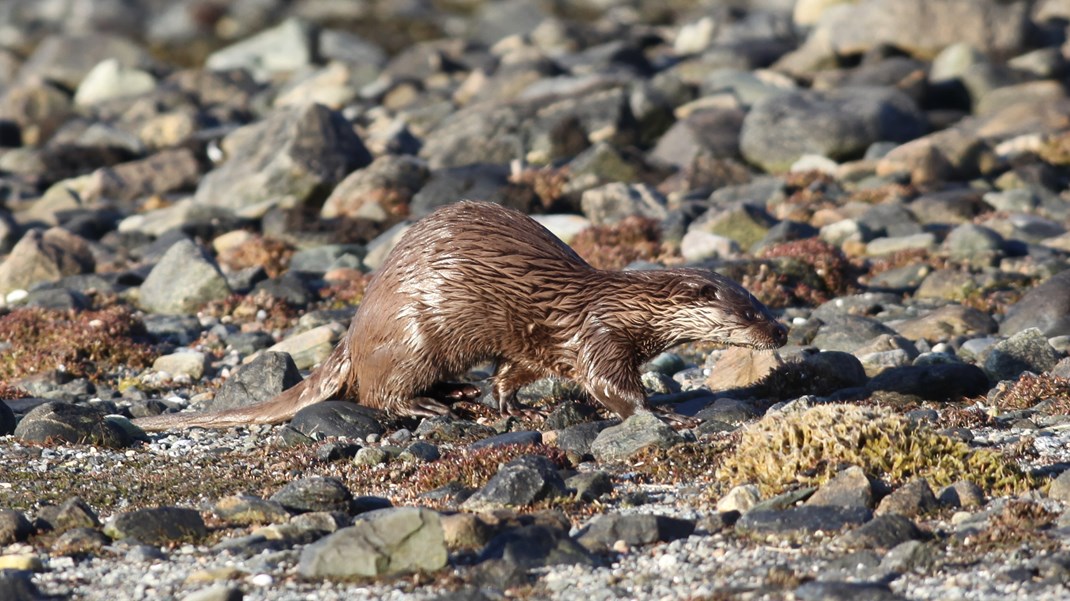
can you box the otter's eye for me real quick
[744,310,757,321]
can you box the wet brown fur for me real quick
[134,201,786,431]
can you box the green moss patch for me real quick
[718,404,1035,496]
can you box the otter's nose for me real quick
[771,322,788,347]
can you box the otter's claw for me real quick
[653,408,702,430]
[500,396,547,420]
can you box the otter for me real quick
[133,201,787,431]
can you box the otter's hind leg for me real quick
[393,382,483,417]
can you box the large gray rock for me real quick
[0,509,33,545]
[211,352,302,412]
[875,479,940,518]
[205,18,315,82]
[589,412,683,463]
[269,477,353,514]
[892,304,997,343]
[92,148,202,203]
[648,108,745,167]
[289,402,385,440]
[833,514,924,551]
[1000,269,1070,337]
[36,497,102,534]
[806,466,873,509]
[736,506,873,539]
[0,570,51,601]
[14,402,132,448]
[811,316,897,353]
[740,88,926,172]
[478,524,593,569]
[419,82,635,168]
[298,508,447,579]
[0,81,73,146]
[580,182,668,226]
[576,513,695,552]
[461,455,568,510]
[320,155,429,220]
[983,328,1059,382]
[0,228,95,295]
[194,103,371,211]
[138,239,231,314]
[408,164,518,218]
[810,0,1030,60]
[104,507,206,544]
[795,581,906,601]
[867,363,989,400]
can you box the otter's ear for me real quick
[699,284,719,299]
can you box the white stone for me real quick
[532,213,592,245]
[74,59,156,106]
[152,351,208,380]
[681,230,740,263]
[865,233,936,256]
[255,323,345,370]
[790,154,839,175]
[206,18,313,82]
[820,219,865,247]
[717,484,761,513]
[673,17,716,55]
[5,289,28,305]
[793,0,857,27]
[929,42,986,83]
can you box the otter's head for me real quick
[661,270,788,350]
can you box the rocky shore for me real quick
[2,0,1070,600]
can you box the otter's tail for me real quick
[133,338,353,432]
